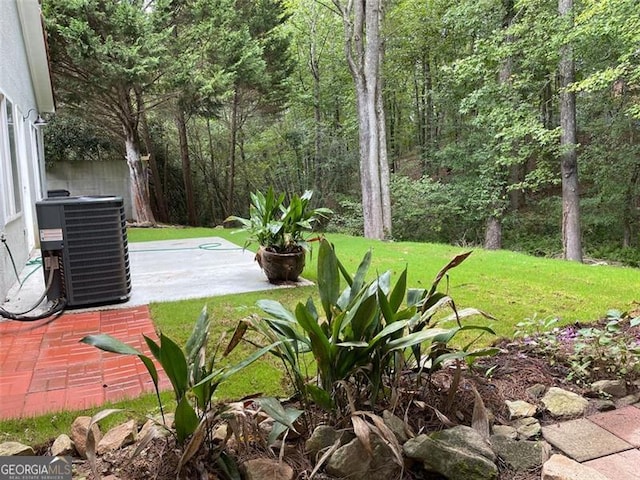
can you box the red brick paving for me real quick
[0,306,169,420]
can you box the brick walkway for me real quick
[0,306,168,420]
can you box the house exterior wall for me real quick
[47,160,134,220]
[0,0,54,303]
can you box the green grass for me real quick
[2,227,637,445]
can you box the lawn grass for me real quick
[2,226,637,446]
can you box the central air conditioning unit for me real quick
[35,196,131,308]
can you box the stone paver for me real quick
[542,419,633,462]
[588,406,640,447]
[542,454,609,480]
[583,449,640,480]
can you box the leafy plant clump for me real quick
[250,238,497,421]
[226,188,332,254]
[515,309,640,384]
[81,307,274,444]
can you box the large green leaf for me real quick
[81,334,142,356]
[389,268,408,313]
[175,395,199,443]
[194,342,281,388]
[349,292,379,340]
[185,306,210,365]
[368,321,408,348]
[431,325,496,345]
[318,239,340,320]
[306,384,333,411]
[350,249,372,302]
[431,348,500,370]
[407,288,426,307]
[259,397,304,444]
[386,328,449,351]
[295,303,333,386]
[258,299,297,323]
[378,286,395,325]
[158,333,189,402]
[81,334,160,394]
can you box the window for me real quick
[0,93,22,220]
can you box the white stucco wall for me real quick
[0,1,38,111]
[1,1,37,302]
[47,160,134,220]
[0,0,53,303]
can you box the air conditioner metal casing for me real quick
[35,196,131,307]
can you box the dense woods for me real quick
[43,0,639,264]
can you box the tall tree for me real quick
[43,0,170,224]
[333,0,391,239]
[558,0,582,261]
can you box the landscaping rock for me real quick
[541,454,609,480]
[242,458,294,480]
[0,441,34,456]
[591,379,627,398]
[97,420,137,454]
[512,417,541,439]
[305,425,352,458]
[541,387,589,418]
[51,434,75,457]
[490,435,550,471]
[326,437,369,480]
[70,416,102,459]
[383,410,410,443]
[616,393,640,407]
[592,399,616,412]
[326,435,400,480]
[212,424,229,442]
[492,425,517,439]
[505,400,537,419]
[404,426,498,480]
[527,383,547,399]
[138,418,172,441]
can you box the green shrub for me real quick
[326,197,364,236]
[250,239,497,419]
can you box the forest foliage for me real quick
[42,0,640,265]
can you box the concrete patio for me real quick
[1,236,311,314]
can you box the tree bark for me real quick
[120,86,155,225]
[484,0,514,250]
[138,105,169,223]
[559,0,582,262]
[226,88,239,217]
[175,107,197,226]
[336,0,391,239]
[125,132,155,225]
[484,216,502,250]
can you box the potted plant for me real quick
[227,188,332,283]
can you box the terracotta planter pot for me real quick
[256,247,305,283]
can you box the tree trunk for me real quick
[226,88,239,217]
[483,0,514,250]
[139,107,169,223]
[125,132,155,225]
[484,216,502,250]
[336,0,391,239]
[175,107,197,226]
[559,0,582,262]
